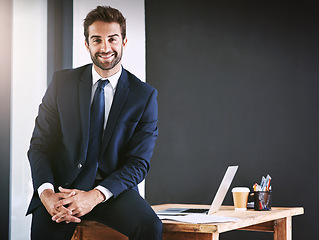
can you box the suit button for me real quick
[65,182,69,186]
[78,163,83,169]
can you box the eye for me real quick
[93,38,102,43]
[109,38,117,43]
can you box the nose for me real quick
[100,41,111,52]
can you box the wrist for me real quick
[38,182,54,197]
[40,188,54,201]
[94,185,113,203]
[93,189,106,204]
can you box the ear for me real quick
[85,40,90,51]
[122,37,128,49]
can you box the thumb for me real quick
[59,186,72,193]
[59,186,77,197]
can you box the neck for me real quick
[93,63,121,78]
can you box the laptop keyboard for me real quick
[181,208,209,213]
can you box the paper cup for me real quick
[232,187,250,211]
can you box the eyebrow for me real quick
[90,34,120,39]
[108,34,120,38]
[90,35,101,39]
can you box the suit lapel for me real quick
[100,69,129,157]
[79,65,92,157]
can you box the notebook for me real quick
[156,166,238,215]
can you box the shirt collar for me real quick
[91,65,122,89]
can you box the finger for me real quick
[59,186,79,195]
[54,205,72,216]
[48,203,68,216]
[49,204,59,216]
[52,205,75,222]
[54,195,76,209]
[58,188,76,198]
[65,201,82,217]
[53,212,81,224]
[55,191,76,201]
[54,215,69,223]
[64,215,81,223]
[70,208,81,217]
[52,210,71,222]
[58,186,71,193]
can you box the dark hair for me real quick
[84,6,126,43]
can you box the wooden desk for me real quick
[71,204,303,240]
[153,204,304,240]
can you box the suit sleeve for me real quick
[100,89,158,198]
[28,73,61,192]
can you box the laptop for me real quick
[156,166,238,215]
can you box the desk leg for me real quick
[274,217,292,240]
[212,232,219,240]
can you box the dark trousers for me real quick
[31,189,163,240]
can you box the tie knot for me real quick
[97,79,109,89]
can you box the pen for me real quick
[266,175,271,191]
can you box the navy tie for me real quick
[75,79,109,190]
[88,79,109,156]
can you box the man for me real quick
[27,6,162,240]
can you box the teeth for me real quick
[99,53,114,58]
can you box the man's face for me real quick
[85,21,127,74]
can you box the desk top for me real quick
[152,204,304,234]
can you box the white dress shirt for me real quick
[38,66,122,202]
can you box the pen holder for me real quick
[253,191,271,211]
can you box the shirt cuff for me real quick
[38,182,55,197]
[95,185,113,203]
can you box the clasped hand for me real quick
[40,187,105,224]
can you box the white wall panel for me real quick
[11,0,47,239]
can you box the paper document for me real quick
[158,214,239,224]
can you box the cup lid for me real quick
[232,187,250,192]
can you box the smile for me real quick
[98,52,115,60]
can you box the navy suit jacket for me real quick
[27,64,158,214]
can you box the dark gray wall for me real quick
[0,0,12,239]
[145,1,319,239]
[47,0,73,84]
